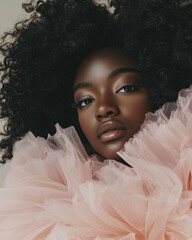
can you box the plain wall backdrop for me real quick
[0,0,27,36]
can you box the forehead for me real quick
[74,48,140,85]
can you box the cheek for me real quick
[120,94,150,130]
[77,110,95,140]
[121,94,149,114]
[132,96,150,115]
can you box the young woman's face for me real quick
[73,48,150,160]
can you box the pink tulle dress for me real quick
[0,87,192,240]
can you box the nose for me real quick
[95,97,119,121]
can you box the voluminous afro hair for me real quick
[0,0,192,163]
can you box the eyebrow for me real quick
[73,67,142,94]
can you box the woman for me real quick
[0,0,192,239]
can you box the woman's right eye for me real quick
[76,98,94,109]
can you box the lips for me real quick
[97,120,126,142]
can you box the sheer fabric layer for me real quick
[0,87,192,239]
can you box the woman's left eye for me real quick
[116,85,140,93]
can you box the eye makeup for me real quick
[113,73,144,94]
[75,97,95,109]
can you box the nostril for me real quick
[97,111,114,119]
[97,114,101,118]
[107,111,114,116]
[96,106,119,120]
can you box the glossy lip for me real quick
[97,120,126,139]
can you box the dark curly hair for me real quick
[0,0,192,163]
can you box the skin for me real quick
[73,48,150,160]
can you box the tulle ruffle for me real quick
[0,86,192,239]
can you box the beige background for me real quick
[0,0,27,36]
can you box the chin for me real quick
[102,140,127,159]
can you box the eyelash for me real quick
[115,84,140,93]
[75,98,94,109]
[75,84,141,109]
